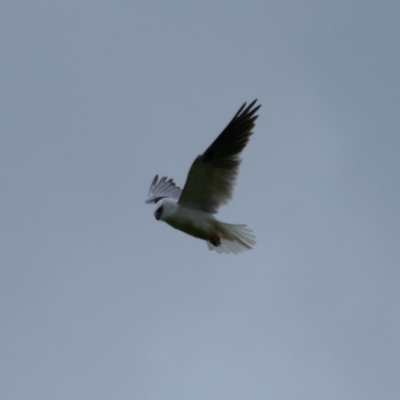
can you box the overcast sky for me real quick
[1,1,399,399]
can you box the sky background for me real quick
[1,1,399,399]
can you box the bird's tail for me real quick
[207,222,256,254]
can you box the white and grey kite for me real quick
[145,100,261,254]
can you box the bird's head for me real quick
[153,198,176,222]
[154,204,163,221]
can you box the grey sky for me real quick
[1,1,399,399]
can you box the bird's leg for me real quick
[210,234,221,247]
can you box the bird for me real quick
[145,100,261,254]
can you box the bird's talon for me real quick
[210,235,221,247]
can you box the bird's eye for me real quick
[155,205,163,220]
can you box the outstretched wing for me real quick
[178,99,261,213]
[145,175,182,204]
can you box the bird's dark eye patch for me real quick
[155,205,163,220]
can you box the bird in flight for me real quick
[145,100,261,254]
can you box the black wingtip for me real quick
[234,99,261,119]
[201,99,261,164]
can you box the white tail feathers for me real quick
[207,223,256,254]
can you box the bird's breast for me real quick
[164,206,214,241]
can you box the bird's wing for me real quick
[145,175,182,204]
[178,99,261,213]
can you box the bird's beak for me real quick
[155,213,160,221]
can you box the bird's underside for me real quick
[145,100,261,254]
